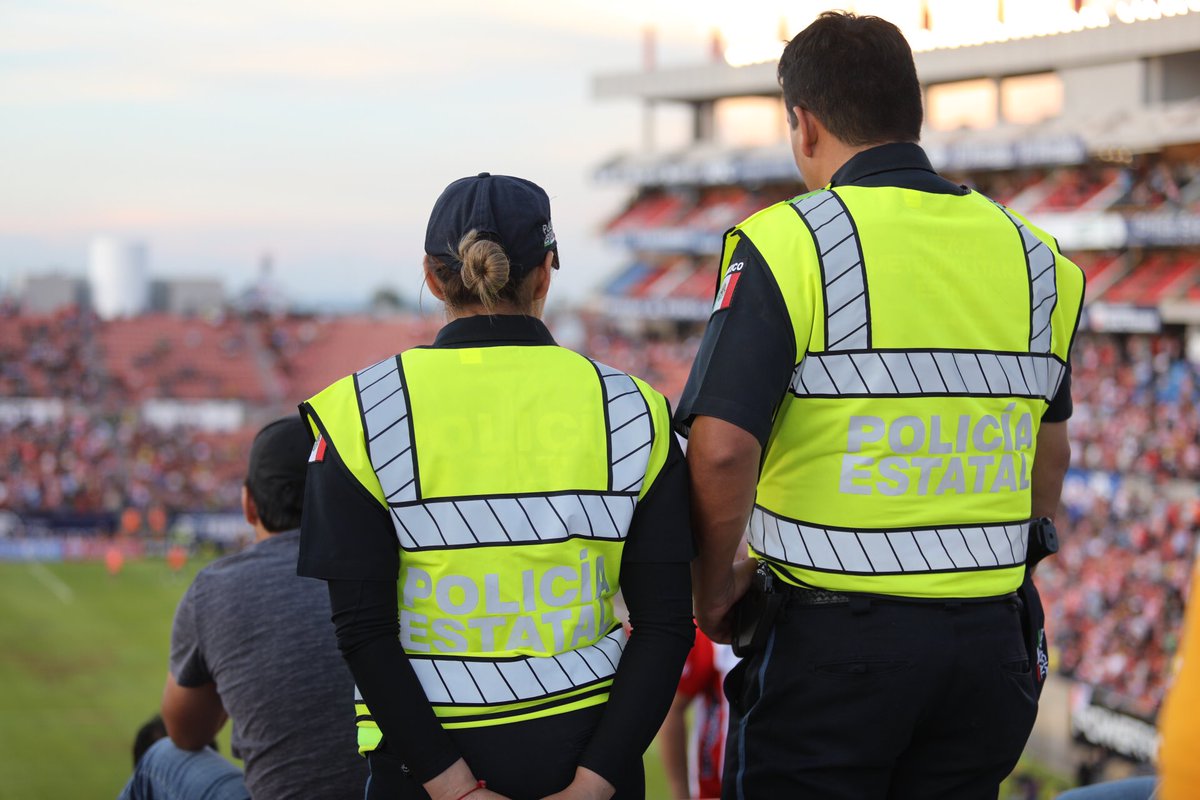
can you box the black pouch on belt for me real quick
[1016,572,1049,698]
[732,563,784,658]
[1017,517,1058,698]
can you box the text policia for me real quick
[839,406,1035,497]
[398,546,618,656]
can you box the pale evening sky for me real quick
[0,0,805,308]
[0,0,1097,308]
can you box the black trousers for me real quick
[365,704,645,800]
[722,596,1038,800]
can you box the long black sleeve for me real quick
[577,560,695,785]
[578,429,696,785]
[327,579,461,784]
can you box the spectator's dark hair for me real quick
[132,715,167,767]
[778,11,923,146]
[245,476,303,532]
[131,713,218,767]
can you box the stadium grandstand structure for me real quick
[589,5,1200,776]
[591,8,1200,344]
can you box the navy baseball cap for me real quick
[424,172,559,277]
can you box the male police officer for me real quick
[676,12,1083,799]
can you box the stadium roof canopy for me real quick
[594,12,1200,180]
[594,12,1200,104]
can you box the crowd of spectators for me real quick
[1112,157,1200,210]
[0,310,702,519]
[2,306,1198,720]
[1070,333,1200,481]
[0,412,252,520]
[1035,331,1200,718]
[0,306,108,402]
[583,322,703,404]
[956,155,1200,213]
[0,305,272,522]
[1040,478,1197,718]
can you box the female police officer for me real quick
[298,173,694,800]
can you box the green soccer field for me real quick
[0,558,1067,799]
[0,559,209,799]
[0,558,673,799]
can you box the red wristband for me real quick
[455,780,486,800]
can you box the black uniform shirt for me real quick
[674,142,1072,446]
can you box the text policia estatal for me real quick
[398,548,616,656]
[839,406,1035,497]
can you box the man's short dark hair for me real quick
[778,11,923,146]
[246,477,303,532]
[245,417,310,533]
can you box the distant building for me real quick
[89,237,149,319]
[19,273,87,314]
[149,278,225,316]
[237,253,290,315]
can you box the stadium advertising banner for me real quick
[141,398,245,432]
[1082,303,1164,333]
[170,512,251,545]
[609,228,724,254]
[15,511,119,539]
[1030,213,1127,252]
[1069,684,1159,763]
[599,135,1090,188]
[926,135,1088,173]
[1127,212,1200,246]
[0,511,248,561]
[602,296,716,322]
[0,398,65,425]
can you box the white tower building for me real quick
[88,237,149,319]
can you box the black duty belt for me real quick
[784,587,854,606]
[775,581,1018,608]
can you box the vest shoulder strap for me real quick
[587,359,655,496]
[355,355,419,504]
[303,372,388,507]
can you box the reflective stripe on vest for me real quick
[749,506,1028,575]
[389,493,637,551]
[994,202,1059,352]
[793,190,870,351]
[791,349,1067,401]
[594,361,656,492]
[409,626,628,707]
[357,356,417,503]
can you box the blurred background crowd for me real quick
[3,298,1198,728]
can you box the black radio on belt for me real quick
[732,562,784,658]
[1026,517,1058,567]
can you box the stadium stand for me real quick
[99,314,271,403]
[264,314,441,401]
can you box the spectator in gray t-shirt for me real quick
[120,418,367,800]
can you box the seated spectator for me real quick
[118,418,367,800]
[657,628,738,800]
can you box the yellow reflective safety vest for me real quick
[302,342,672,752]
[719,185,1084,599]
